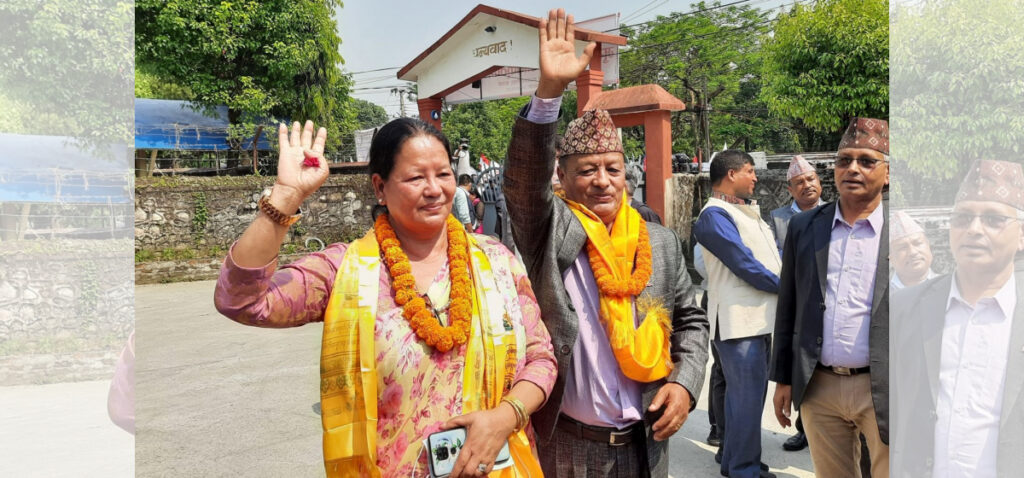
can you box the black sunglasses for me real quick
[835,156,887,169]
[949,212,1019,230]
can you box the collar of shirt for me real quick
[832,200,884,233]
[948,270,1016,317]
[891,269,939,290]
[712,190,754,206]
[790,198,824,214]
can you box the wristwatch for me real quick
[258,187,303,227]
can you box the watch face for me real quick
[261,187,273,198]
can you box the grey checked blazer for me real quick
[503,115,710,478]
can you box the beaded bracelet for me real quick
[258,193,302,227]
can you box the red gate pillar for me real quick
[643,110,672,220]
[418,97,443,130]
[575,42,603,117]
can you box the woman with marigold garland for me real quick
[214,117,556,478]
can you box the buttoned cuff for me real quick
[523,95,562,124]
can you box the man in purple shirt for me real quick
[503,10,710,477]
[770,118,891,478]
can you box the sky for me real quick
[336,0,791,117]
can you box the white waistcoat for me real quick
[699,197,782,341]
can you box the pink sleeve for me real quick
[108,331,134,434]
[213,241,349,328]
[509,254,557,404]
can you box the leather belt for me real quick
[556,413,643,447]
[816,362,870,376]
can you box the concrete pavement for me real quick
[0,380,135,477]
[136,279,814,477]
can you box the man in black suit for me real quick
[770,118,890,478]
[892,159,1024,477]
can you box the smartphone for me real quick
[424,427,513,478]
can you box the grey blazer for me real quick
[891,268,1024,477]
[503,115,710,477]
[769,202,798,250]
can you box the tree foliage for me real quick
[353,98,389,130]
[135,0,355,153]
[620,2,799,158]
[760,0,889,133]
[442,96,531,168]
[135,63,193,100]
[891,0,1024,187]
[0,0,133,145]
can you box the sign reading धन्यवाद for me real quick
[473,40,509,58]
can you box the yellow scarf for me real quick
[560,191,674,382]
[320,229,543,477]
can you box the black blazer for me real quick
[891,268,1024,477]
[769,201,890,444]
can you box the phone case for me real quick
[424,427,513,478]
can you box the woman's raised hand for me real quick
[536,8,596,98]
[273,120,329,208]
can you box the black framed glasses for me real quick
[949,212,1019,230]
[835,156,887,169]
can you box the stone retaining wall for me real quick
[134,173,376,284]
[134,172,376,254]
[0,239,133,385]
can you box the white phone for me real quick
[424,427,513,477]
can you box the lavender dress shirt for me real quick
[523,95,644,429]
[559,251,645,429]
[822,203,884,368]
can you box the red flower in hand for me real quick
[302,156,320,168]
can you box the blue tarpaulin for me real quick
[134,98,274,151]
[0,133,131,204]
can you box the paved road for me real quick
[0,380,135,477]
[136,280,814,477]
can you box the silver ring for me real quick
[477,464,488,473]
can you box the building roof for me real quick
[582,84,686,114]
[398,4,626,80]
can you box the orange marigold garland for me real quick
[374,214,473,352]
[586,220,653,298]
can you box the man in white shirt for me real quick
[452,173,474,232]
[892,159,1024,477]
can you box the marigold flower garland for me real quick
[586,220,653,298]
[374,214,473,352]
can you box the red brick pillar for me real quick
[418,97,443,131]
[575,42,604,117]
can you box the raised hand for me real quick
[536,8,596,98]
[273,120,328,211]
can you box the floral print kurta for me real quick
[215,234,557,476]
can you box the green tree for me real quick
[0,0,133,145]
[442,96,531,168]
[760,0,889,134]
[135,63,193,100]
[352,98,389,129]
[136,0,355,156]
[891,0,1024,188]
[620,2,798,158]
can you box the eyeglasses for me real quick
[835,156,887,170]
[949,212,1020,230]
